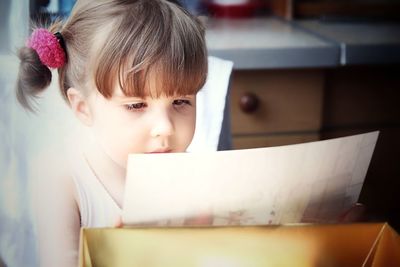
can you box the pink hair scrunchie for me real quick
[27,28,66,68]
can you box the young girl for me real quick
[17,0,208,266]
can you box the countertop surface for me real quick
[205,17,400,69]
[297,20,400,65]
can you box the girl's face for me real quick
[85,81,197,168]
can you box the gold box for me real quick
[79,223,400,267]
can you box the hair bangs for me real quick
[120,56,207,98]
[94,0,208,99]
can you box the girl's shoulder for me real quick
[29,143,72,181]
[28,143,79,209]
[29,131,86,186]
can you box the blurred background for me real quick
[2,0,400,266]
[1,2,35,267]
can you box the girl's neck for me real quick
[83,137,126,209]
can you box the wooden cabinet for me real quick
[294,0,400,20]
[323,66,400,128]
[229,69,324,149]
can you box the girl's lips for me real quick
[147,149,172,154]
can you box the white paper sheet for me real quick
[122,131,379,226]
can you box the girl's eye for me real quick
[125,102,147,111]
[173,99,192,107]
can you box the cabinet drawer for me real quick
[230,70,324,135]
[324,66,400,128]
[233,133,320,149]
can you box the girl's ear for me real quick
[67,88,93,126]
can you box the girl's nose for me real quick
[150,111,174,138]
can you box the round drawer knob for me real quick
[239,92,259,113]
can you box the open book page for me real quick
[122,131,379,226]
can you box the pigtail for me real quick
[16,21,66,111]
[16,46,52,111]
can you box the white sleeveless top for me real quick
[68,150,122,228]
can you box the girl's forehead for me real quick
[112,69,162,98]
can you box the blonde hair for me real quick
[17,0,208,110]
